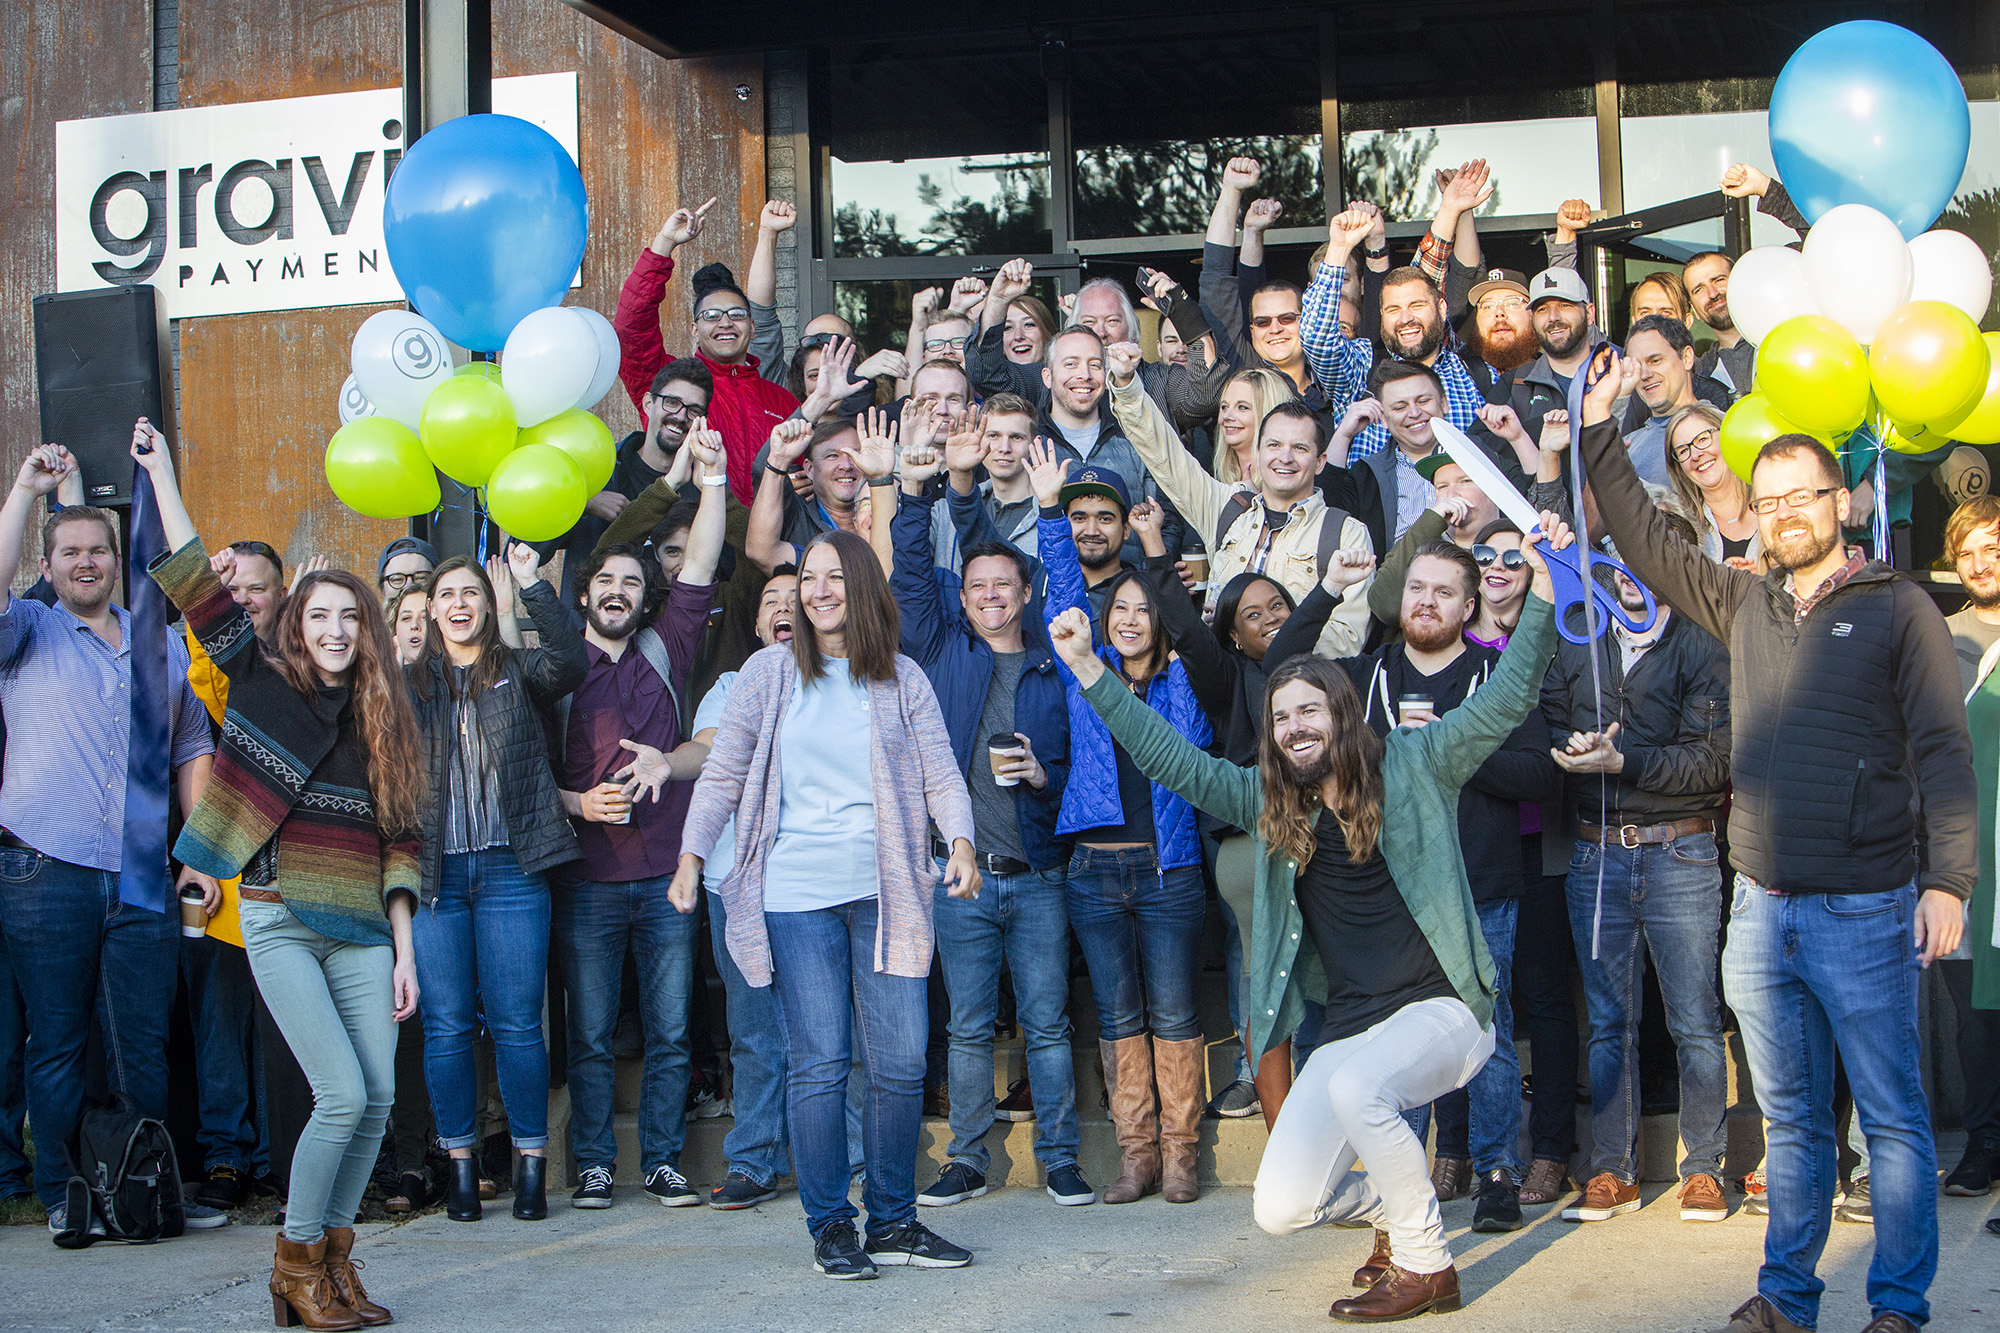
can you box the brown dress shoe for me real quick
[1352,1229,1394,1288]
[1561,1171,1641,1221]
[1098,1036,1159,1205]
[1329,1263,1461,1323]
[1678,1174,1728,1222]
[1518,1158,1568,1205]
[1713,1294,1812,1333]
[270,1235,361,1330]
[1153,1036,1206,1204]
[1429,1157,1472,1202]
[320,1227,391,1326]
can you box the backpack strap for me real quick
[1213,491,1253,553]
[1314,505,1353,581]
[633,627,682,724]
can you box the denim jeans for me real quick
[0,850,173,1207]
[180,933,267,1174]
[1407,897,1522,1179]
[705,888,790,1186]
[1065,846,1205,1042]
[764,897,925,1238]
[0,940,27,1196]
[1210,832,1258,1083]
[1567,834,1728,1183]
[413,849,552,1149]
[555,874,698,1174]
[1723,875,1936,1329]
[239,899,397,1244]
[931,861,1079,1175]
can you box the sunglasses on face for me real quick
[695,306,750,325]
[1671,427,1719,461]
[1248,311,1300,330]
[1471,544,1526,570]
[797,332,838,351]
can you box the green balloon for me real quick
[324,417,441,519]
[1757,315,1871,435]
[454,360,503,384]
[485,442,587,542]
[420,375,518,487]
[518,409,616,495]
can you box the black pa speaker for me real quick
[32,285,174,507]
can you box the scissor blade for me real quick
[1429,419,1543,535]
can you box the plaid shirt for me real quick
[1300,261,1487,461]
[1786,547,1868,625]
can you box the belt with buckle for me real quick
[1579,816,1715,849]
[0,829,31,851]
[931,837,1030,878]
[238,886,283,904]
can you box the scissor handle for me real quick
[1536,539,1657,646]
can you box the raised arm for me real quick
[746,201,797,387]
[613,199,713,411]
[1027,438,1086,620]
[502,541,589,703]
[679,421,731,586]
[1368,502,1457,626]
[0,444,80,617]
[1106,347,1226,540]
[1136,544,1238,725]
[746,419,811,574]
[1300,211,1381,411]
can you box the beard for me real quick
[1964,575,2000,611]
[1280,738,1334,788]
[1076,539,1121,572]
[1702,298,1735,333]
[1402,614,1463,653]
[1536,317,1588,360]
[1384,315,1444,364]
[585,597,641,640]
[1766,520,1841,573]
[1470,321,1537,373]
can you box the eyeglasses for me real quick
[1670,427,1720,462]
[1471,544,1526,570]
[695,306,750,325]
[1748,486,1838,515]
[1248,311,1300,330]
[923,335,969,353]
[380,571,429,593]
[1476,296,1527,314]
[650,392,703,419]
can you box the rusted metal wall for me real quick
[2,0,765,588]
[1,1,154,587]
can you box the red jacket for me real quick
[614,249,800,503]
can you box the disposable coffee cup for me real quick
[179,885,208,938]
[598,767,632,824]
[989,733,1025,787]
[1397,693,1433,725]
[1183,555,1209,586]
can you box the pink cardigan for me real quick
[680,645,974,985]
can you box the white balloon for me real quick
[1907,229,1994,325]
[337,374,378,425]
[573,308,623,411]
[1802,204,1912,345]
[351,309,453,430]
[502,306,598,428]
[1725,246,1820,347]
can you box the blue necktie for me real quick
[119,465,172,913]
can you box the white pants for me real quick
[1253,997,1494,1275]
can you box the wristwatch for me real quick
[1363,242,1389,260]
[867,476,897,488]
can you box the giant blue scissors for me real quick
[1429,419,1657,646]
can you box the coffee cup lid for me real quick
[989,733,1022,749]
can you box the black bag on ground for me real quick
[54,1094,188,1247]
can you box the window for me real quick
[1340,91,1599,221]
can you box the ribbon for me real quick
[118,464,173,913]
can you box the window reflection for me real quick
[832,156,1053,257]
[1341,117,1599,218]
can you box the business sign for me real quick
[55,73,579,321]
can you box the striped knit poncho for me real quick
[152,541,419,946]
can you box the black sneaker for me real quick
[571,1165,614,1209]
[182,1203,230,1229]
[1834,1174,1872,1225]
[995,1078,1037,1123]
[1206,1078,1261,1120]
[686,1078,731,1121]
[812,1219,878,1279]
[709,1170,779,1210]
[195,1164,247,1210]
[643,1165,701,1207]
[864,1219,973,1268]
[1943,1142,2000,1197]
[1045,1163,1095,1206]
[916,1161,987,1207]
[923,1085,950,1119]
[1471,1169,1524,1233]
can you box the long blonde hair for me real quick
[1217,368,1301,486]
[1663,402,1737,542]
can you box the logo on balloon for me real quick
[393,329,445,380]
[337,374,377,425]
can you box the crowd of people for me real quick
[2,152,1996,1333]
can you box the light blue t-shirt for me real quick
[691,673,739,885]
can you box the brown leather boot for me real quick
[1352,1229,1394,1288]
[1153,1036,1206,1204]
[1328,1263,1461,1322]
[270,1235,361,1330]
[320,1227,391,1326]
[1098,1035,1159,1204]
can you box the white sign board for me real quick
[54,73,579,320]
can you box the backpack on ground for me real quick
[53,1094,187,1247]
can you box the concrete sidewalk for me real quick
[4,1175,1995,1333]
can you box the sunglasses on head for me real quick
[1471,544,1526,570]
[797,332,838,351]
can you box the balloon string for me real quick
[1871,420,1891,565]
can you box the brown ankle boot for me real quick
[1153,1036,1206,1204]
[321,1227,391,1326]
[1328,1263,1461,1322]
[270,1235,361,1330]
[1098,1035,1159,1204]
[1352,1229,1394,1288]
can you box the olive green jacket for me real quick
[1078,595,1559,1060]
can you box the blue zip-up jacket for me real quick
[1038,509,1210,870]
[891,491,1072,870]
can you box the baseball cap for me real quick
[1058,465,1131,516]
[1527,267,1591,307]
[1413,449,1463,486]
[377,536,440,583]
[1467,269,1530,307]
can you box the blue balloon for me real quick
[383,114,588,352]
[1768,21,1970,240]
